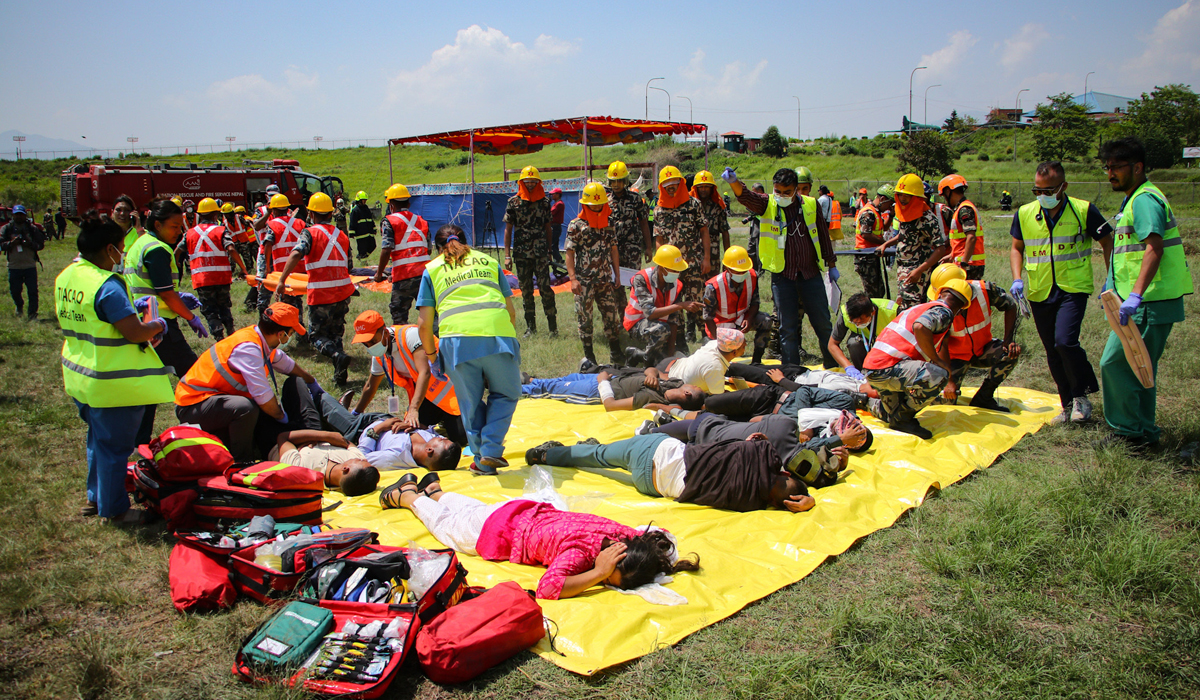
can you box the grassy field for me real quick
[1,160,1199,698]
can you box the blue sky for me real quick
[2,0,1198,151]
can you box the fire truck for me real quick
[59,159,345,219]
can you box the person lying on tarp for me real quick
[692,381,865,424]
[652,327,747,395]
[316,396,463,472]
[266,429,379,496]
[640,408,870,488]
[519,366,706,413]
[378,473,700,599]
[725,361,875,396]
[525,433,818,512]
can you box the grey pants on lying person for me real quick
[543,434,672,498]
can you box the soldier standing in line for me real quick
[566,183,624,368]
[875,174,948,310]
[691,170,730,282]
[853,185,895,299]
[503,166,558,337]
[180,198,248,340]
[374,184,430,325]
[605,160,652,316]
[653,166,709,349]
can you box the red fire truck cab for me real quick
[59,158,345,220]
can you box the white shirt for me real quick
[369,326,424,378]
[667,340,729,395]
[651,437,688,499]
[280,443,366,475]
[226,328,296,405]
[357,425,437,470]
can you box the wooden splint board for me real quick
[1100,290,1154,389]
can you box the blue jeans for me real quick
[520,373,600,404]
[544,434,670,497]
[444,351,522,461]
[76,401,147,517]
[771,272,834,368]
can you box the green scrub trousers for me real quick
[1099,298,1183,444]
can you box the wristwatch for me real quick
[364,428,380,441]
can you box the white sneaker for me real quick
[1050,409,1070,426]
[1071,396,1093,423]
[634,419,655,436]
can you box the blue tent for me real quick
[408,178,585,250]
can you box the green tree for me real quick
[1116,84,1200,168]
[1032,92,1098,162]
[759,125,786,158]
[943,110,962,132]
[896,130,956,180]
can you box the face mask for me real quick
[663,270,680,284]
[278,333,292,348]
[366,342,387,358]
[849,316,874,330]
[773,194,793,208]
[1037,193,1060,209]
[729,271,749,283]
[107,246,121,270]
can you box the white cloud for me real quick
[999,23,1049,70]
[920,30,978,78]
[1124,1,1200,82]
[677,49,767,103]
[163,68,321,115]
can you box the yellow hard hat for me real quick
[928,262,968,300]
[197,197,219,214]
[519,165,541,181]
[269,193,291,209]
[355,190,368,201]
[658,165,683,186]
[234,205,247,213]
[307,192,334,213]
[607,161,629,180]
[652,244,689,272]
[722,246,752,272]
[895,173,925,198]
[170,196,183,206]
[579,182,609,207]
[693,170,716,187]
[940,278,973,305]
[220,202,235,214]
[385,183,410,201]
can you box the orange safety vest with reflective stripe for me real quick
[855,203,884,249]
[302,223,354,306]
[862,300,952,370]
[948,200,984,266]
[623,268,682,330]
[226,214,253,244]
[386,211,431,282]
[829,199,842,229]
[175,326,277,406]
[705,270,756,328]
[946,280,993,361]
[381,324,460,416]
[268,215,307,274]
[186,224,232,287]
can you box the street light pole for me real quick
[909,66,927,131]
[1014,89,1029,162]
[649,86,670,121]
[793,96,801,141]
[676,95,693,124]
[1016,88,1029,111]
[645,77,664,120]
[924,85,941,126]
[1084,71,1095,99]
[226,136,236,152]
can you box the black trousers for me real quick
[153,317,198,377]
[702,385,786,421]
[252,376,323,458]
[1031,287,1099,408]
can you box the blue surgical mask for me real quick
[663,270,680,284]
[729,271,750,283]
[366,342,386,358]
[1037,193,1060,209]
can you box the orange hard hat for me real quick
[938,174,968,194]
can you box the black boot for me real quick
[608,340,625,366]
[523,318,536,338]
[333,352,352,385]
[581,341,597,367]
[625,347,649,368]
[548,317,559,338]
[969,379,1010,412]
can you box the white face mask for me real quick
[278,332,292,348]
[849,315,874,330]
[729,271,749,283]
[773,193,793,208]
[366,342,387,358]
[663,270,680,284]
[1037,192,1061,209]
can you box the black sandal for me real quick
[417,471,441,497]
[379,473,418,509]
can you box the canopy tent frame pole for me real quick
[582,117,589,179]
[704,128,709,171]
[469,129,476,246]
[387,143,393,184]
[502,155,507,181]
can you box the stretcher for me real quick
[325,386,1063,675]
[1100,290,1154,388]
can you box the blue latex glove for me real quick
[720,167,738,184]
[1118,292,1142,326]
[828,267,840,282]
[306,380,324,398]
[846,366,866,382]
[276,408,289,425]
[1010,279,1024,298]
[186,316,210,338]
[179,292,203,310]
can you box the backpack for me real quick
[193,462,325,530]
[168,541,237,613]
[416,582,545,684]
[126,426,234,528]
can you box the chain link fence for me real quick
[823,180,1199,215]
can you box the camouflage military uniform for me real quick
[852,208,888,299]
[696,197,729,272]
[566,218,622,359]
[895,207,946,310]
[942,282,1020,399]
[307,298,352,359]
[952,203,985,280]
[701,276,773,362]
[504,194,557,332]
[864,303,954,425]
[194,285,234,340]
[655,198,707,340]
[628,270,678,359]
[608,188,649,270]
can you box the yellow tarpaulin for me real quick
[325,387,1060,675]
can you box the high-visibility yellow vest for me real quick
[1112,181,1193,302]
[55,259,174,407]
[426,251,517,338]
[841,298,898,349]
[1017,197,1095,302]
[124,232,182,319]
[759,194,823,274]
[120,227,141,275]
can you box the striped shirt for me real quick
[737,189,835,281]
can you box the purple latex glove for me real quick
[1118,292,1142,326]
[1010,279,1025,298]
[178,292,203,310]
[828,267,840,282]
[720,167,738,184]
[846,366,866,383]
[186,315,210,338]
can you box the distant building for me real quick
[720,131,761,154]
[1073,91,1135,122]
[985,107,1027,126]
